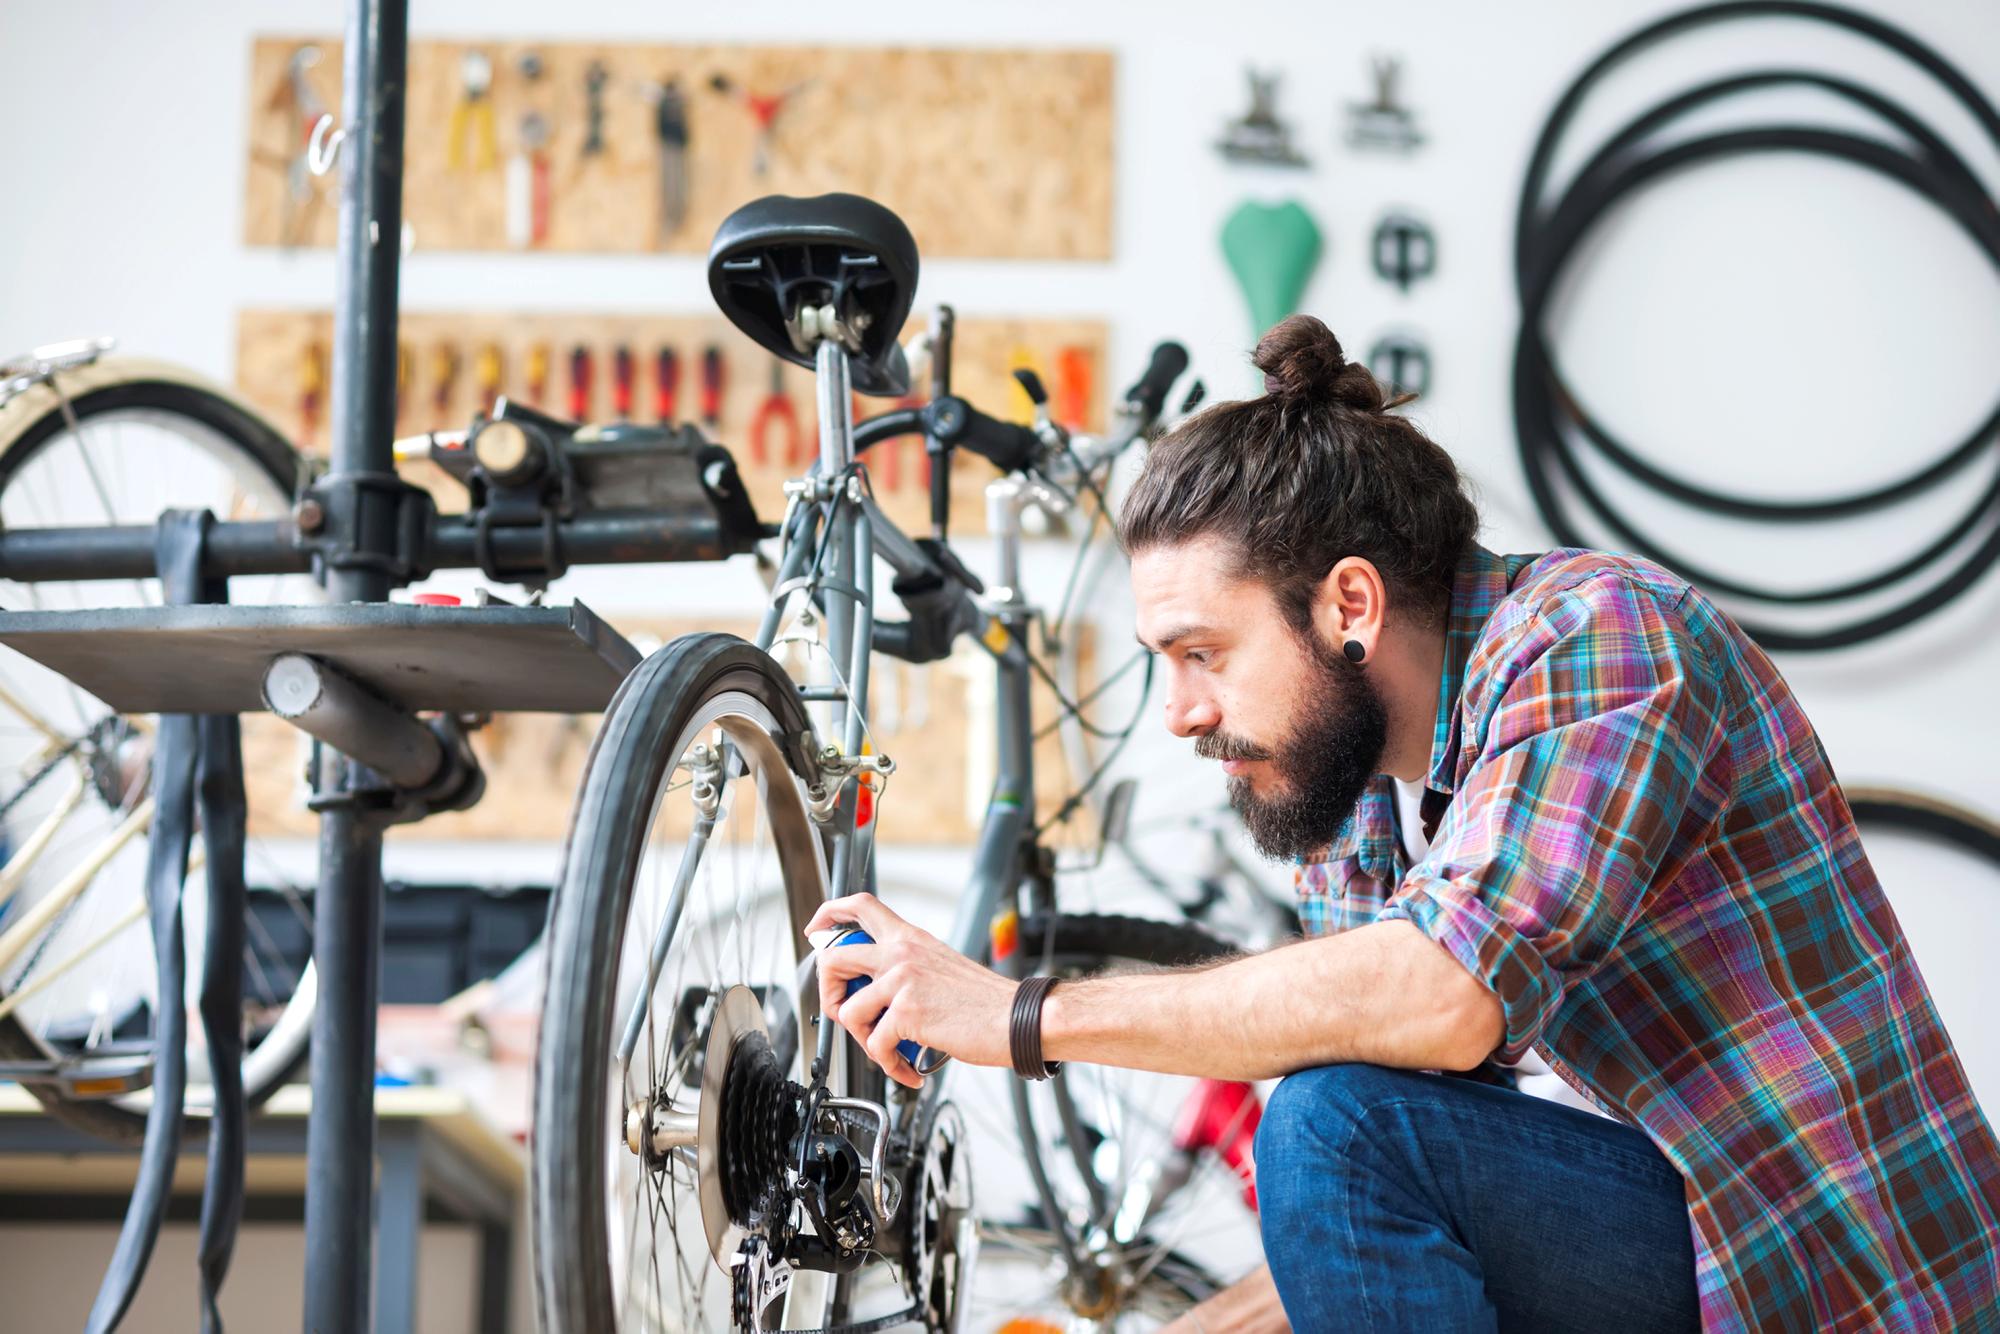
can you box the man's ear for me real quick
[1314,557,1388,661]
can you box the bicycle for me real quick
[0,338,324,1141]
[532,193,1267,1333]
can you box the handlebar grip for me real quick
[924,398,1040,474]
[1124,341,1190,422]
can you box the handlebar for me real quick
[1123,341,1190,424]
[849,338,1190,484]
[805,335,1193,666]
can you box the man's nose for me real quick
[1164,679,1221,738]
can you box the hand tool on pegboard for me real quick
[430,343,461,423]
[507,112,552,246]
[263,45,327,246]
[750,359,800,467]
[653,78,690,239]
[506,52,553,247]
[525,343,550,407]
[1054,345,1094,431]
[612,344,636,421]
[654,346,680,422]
[708,72,810,175]
[699,344,725,430]
[1372,211,1436,292]
[299,339,327,446]
[569,345,593,421]
[582,61,609,158]
[476,342,505,414]
[448,50,499,171]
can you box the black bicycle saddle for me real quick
[707,193,918,397]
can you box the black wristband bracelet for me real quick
[1009,974,1062,1081]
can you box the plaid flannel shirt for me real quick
[1294,545,2000,1331]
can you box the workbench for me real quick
[0,1082,521,1333]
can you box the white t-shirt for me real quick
[1391,776,1606,1118]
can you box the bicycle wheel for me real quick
[954,913,1265,1331]
[0,356,319,1142]
[535,632,854,1333]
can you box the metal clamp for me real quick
[782,472,863,507]
[295,470,437,586]
[784,302,872,359]
[805,745,895,824]
[681,742,725,819]
[0,336,117,409]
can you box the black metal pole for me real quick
[304,1,406,1329]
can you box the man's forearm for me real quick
[1039,919,1502,1081]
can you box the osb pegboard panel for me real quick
[234,308,1110,538]
[245,37,1113,259]
[239,619,1096,848]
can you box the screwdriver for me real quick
[569,345,593,421]
[612,344,635,420]
[655,347,680,422]
[699,345,725,429]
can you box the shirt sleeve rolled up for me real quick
[1377,574,1729,1064]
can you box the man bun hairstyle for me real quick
[1121,314,1478,630]
[1256,314,1401,412]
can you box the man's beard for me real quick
[1194,632,1388,861]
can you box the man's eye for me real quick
[1185,650,1210,666]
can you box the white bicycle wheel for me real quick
[0,356,321,1141]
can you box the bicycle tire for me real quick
[0,359,310,1144]
[533,632,842,1333]
[0,357,300,498]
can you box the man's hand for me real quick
[1161,1264,1290,1332]
[805,893,1015,1088]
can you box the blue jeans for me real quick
[1255,1063,1699,1332]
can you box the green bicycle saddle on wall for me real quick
[1221,199,1324,338]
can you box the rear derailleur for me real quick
[673,986,909,1333]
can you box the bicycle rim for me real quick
[536,635,842,1333]
[0,383,319,1134]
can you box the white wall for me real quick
[2,0,1997,1320]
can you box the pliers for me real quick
[749,359,801,468]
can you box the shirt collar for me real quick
[1302,544,1529,877]
[1424,543,1532,795]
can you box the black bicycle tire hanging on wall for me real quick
[1511,1,2000,653]
[1849,786,2000,869]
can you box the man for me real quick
[809,316,2000,1331]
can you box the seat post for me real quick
[810,335,860,759]
[812,338,854,475]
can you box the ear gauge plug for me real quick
[1343,639,1367,664]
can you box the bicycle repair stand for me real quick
[1,3,494,1328]
[297,6,416,1325]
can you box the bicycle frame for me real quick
[731,335,1129,1287]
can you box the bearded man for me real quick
[809,315,2000,1333]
